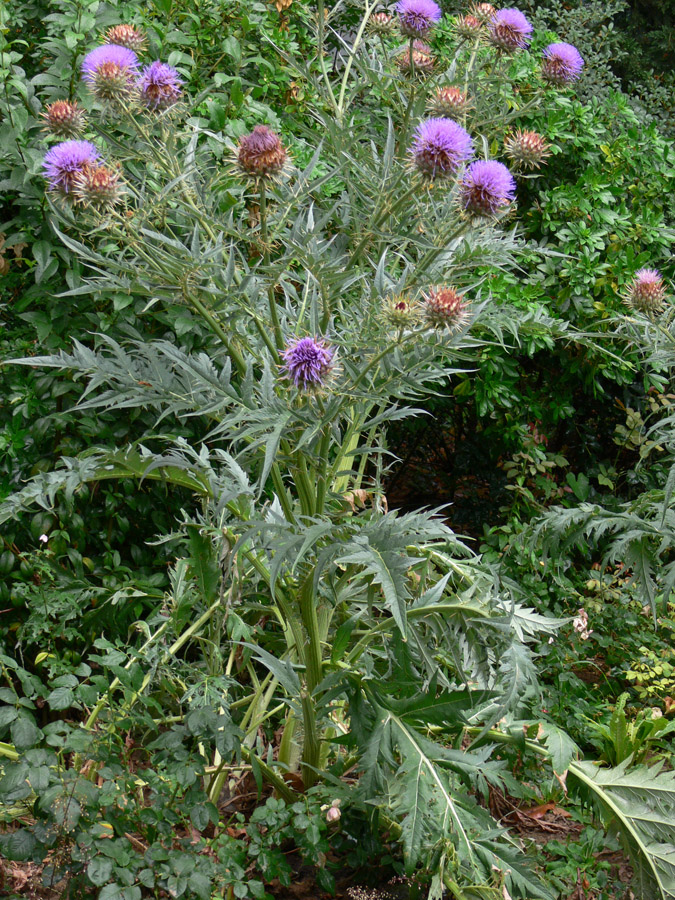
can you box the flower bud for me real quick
[427,86,472,120]
[383,295,420,328]
[369,12,396,35]
[453,14,483,39]
[73,163,122,209]
[396,40,436,75]
[503,129,551,170]
[469,2,496,22]
[41,100,86,138]
[104,24,147,52]
[423,286,469,330]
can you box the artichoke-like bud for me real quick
[41,100,86,138]
[383,295,420,328]
[395,40,436,75]
[72,163,123,209]
[238,125,289,180]
[369,12,396,34]
[453,14,483,39]
[423,286,470,330]
[624,269,667,314]
[104,24,147,52]
[503,129,551,170]
[427,85,472,120]
[469,2,496,22]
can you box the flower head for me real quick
[424,286,470,329]
[396,40,436,74]
[42,140,101,193]
[469,2,496,22]
[40,100,86,138]
[369,12,396,35]
[73,163,122,209]
[503,129,551,170]
[460,159,516,217]
[410,118,474,179]
[453,14,483,39]
[397,0,442,37]
[383,295,420,329]
[104,24,147,52]
[488,8,532,51]
[81,44,139,101]
[281,336,335,390]
[138,61,183,109]
[238,125,288,180]
[427,86,472,120]
[625,269,667,314]
[542,42,584,85]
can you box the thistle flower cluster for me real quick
[282,337,335,390]
[42,139,123,209]
[80,30,183,111]
[397,0,442,38]
[503,130,551,170]
[488,8,533,51]
[541,42,585,85]
[624,269,667,314]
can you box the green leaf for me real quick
[47,686,75,711]
[539,722,579,774]
[0,829,37,861]
[11,716,41,750]
[88,858,114,886]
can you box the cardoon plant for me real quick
[2,4,616,897]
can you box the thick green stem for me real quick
[336,0,378,120]
[260,181,284,351]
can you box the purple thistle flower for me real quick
[81,44,139,83]
[42,140,101,193]
[488,8,533,51]
[410,118,474,179]
[542,42,584,85]
[281,336,335,390]
[460,160,516,217]
[397,0,442,38]
[138,61,183,109]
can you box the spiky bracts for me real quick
[73,163,122,209]
[427,86,472,120]
[41,100,86,138]
[503,130,551,170]
[104,24,146,52]
[396,39,436,74]
[423,286,470,329]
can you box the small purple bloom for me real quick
[410,118,474,179]
[81,44,139,83]
[42,140,101,193]
[282,337,335,390]
[460,160,516,217]
[138,61,183,109]
[488,8,532,51]
[397,0,442,37]
[542,42,584,85]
